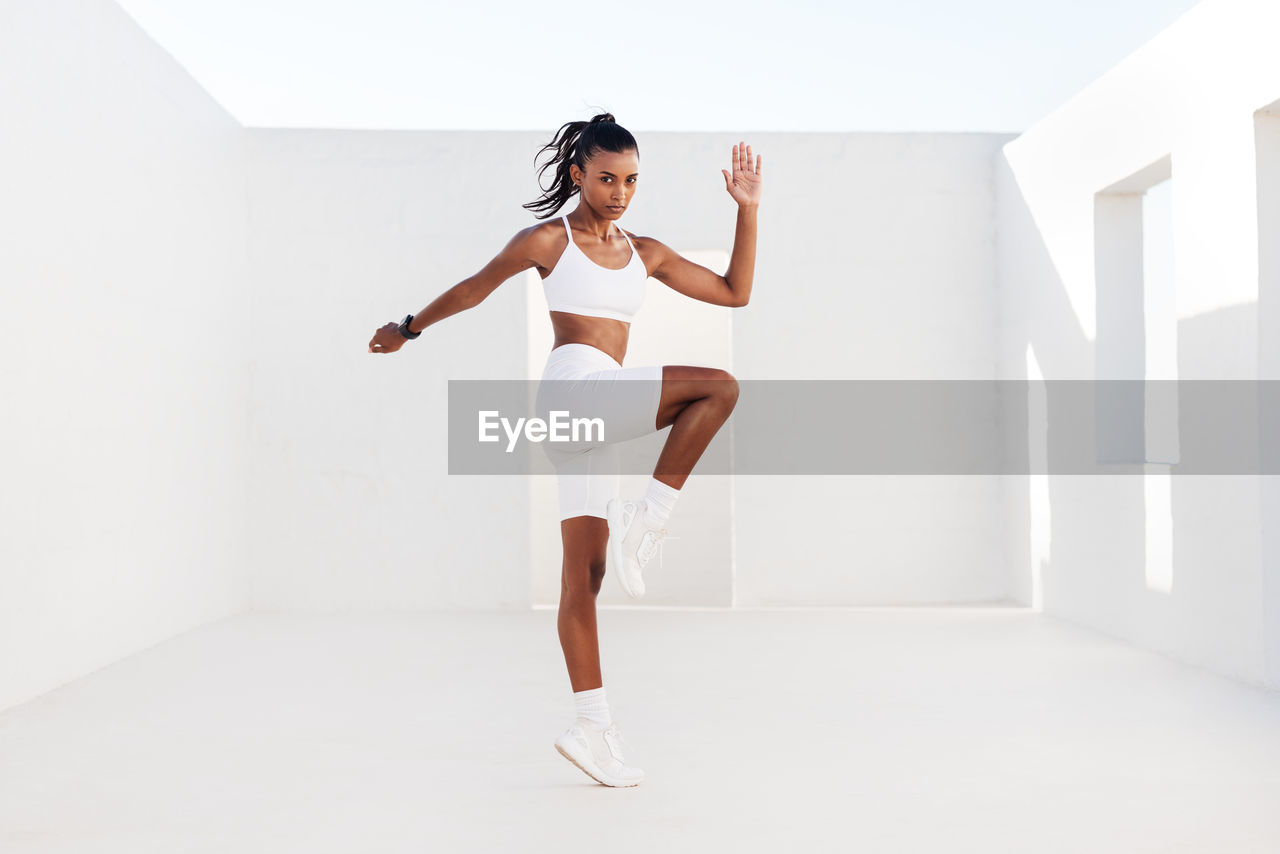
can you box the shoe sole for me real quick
[606,499,644,598]
[554,739,643,787]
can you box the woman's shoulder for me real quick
[616,225,652,245]
[518,216,568,248]
[619,228,670,256]
[511,216,573,273]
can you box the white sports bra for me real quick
[542,215,647,323]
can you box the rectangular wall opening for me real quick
[1094,154,1178,593]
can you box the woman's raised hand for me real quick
[721,141,762,207]
[368,321,406,354]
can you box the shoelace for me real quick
[603,725,631,761]
[637,529,675,572]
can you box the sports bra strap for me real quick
[615,224,635,250]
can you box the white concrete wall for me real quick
[0,0,251,711]
[996,0,1280,687]
[244,130,537,612]
[730,133,1014,605]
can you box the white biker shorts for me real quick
[534,343,665,521]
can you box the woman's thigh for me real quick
[654,365,740,430]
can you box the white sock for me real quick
[574,687,612,731]
[643,477,680,529]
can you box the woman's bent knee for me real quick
[712,369,739,409]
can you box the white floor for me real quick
[1,606,1278,853]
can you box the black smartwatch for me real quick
[397,314,421,340]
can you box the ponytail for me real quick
[523,112,639,219]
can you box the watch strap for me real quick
[398,314,421,339]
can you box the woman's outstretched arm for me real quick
[367,226,549,354]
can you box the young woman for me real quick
[367,112,761,787]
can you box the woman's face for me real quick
[571,148,639,218]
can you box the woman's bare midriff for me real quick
[549,311,629,365]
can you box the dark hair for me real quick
[523,112,639,219]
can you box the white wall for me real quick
[0,0,251,711]
[731,133,1013,605]
[996,0,1280,687]
[243,130,538,612]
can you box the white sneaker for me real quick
[606,498,669,599]
[554,719,645,787]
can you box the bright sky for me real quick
[114,0,1203,133]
